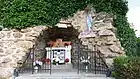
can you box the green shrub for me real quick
[113,56,140,79]
[114,15,137,56]
[137,37,140,56]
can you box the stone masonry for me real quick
[0,26,48,79]
[61,10,125,67]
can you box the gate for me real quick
[71,39,109,74]
[18,45,52,74]
[18,40,109,76]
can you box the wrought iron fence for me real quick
[18,48,33,73]
[18,45,52,74]
[18,39,110,76]
[72,39,109,75]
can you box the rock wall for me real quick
[0,10,125,79]
[60,10,125,67]
[0,26,47,79]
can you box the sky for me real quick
[127,0,140,37]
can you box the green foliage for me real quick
[0,0,138,56]
[0,0,128,29]
[53,60,57,65]
[114,15,137,56]
[137,37,140,56]
[113,57,140,79]
[0,0,87,29]
[89,0,137,56]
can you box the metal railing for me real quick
[72,39,109,75]
[18,47,33,73]
[18,45,52,74]
[18,39,110,76]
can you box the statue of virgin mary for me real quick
[78,5,96,38]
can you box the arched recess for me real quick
[34,25,80,59]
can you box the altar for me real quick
[45,46,71,64]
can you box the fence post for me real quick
[77,42,80,74]
[31,45,35,74]
[94,44,97,74]
[50,47,52,74]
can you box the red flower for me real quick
[65,43,69,46]
[65,58,69,63]
[40,58,46,63]
[70,42,72,45]
[46,58,51,63]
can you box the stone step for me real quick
[16,72,115,79]
[16,76,114,79]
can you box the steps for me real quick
[16,72,115,79]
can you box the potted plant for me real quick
[70,42,72,45]
[65,58,69,64]
[65,43,69,46]
[83,60,90,66]
[53,59,57,65]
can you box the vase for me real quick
[86,66,88,72]
[56,63,58,65]
[47,62,50,65]
[66,62,70,66]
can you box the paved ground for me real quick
[16,64,115,79]
[16,72,115,79]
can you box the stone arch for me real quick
[33,25,80,61]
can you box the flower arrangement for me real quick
[40,58,50,64]
[65,58,69,63]
[33,59,43,68]
[41,58,46,64]
[70,42,72,45]
[64,42,72,46]
[64,43,69,46]
[46,58,51,64]
[83,60,90,66]
[53,59,57,65]
[80,56,90,66]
